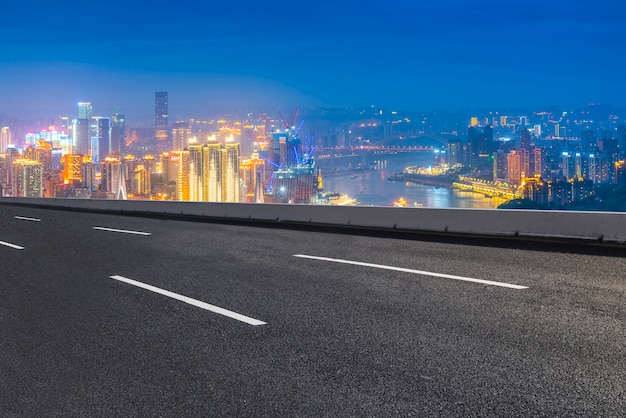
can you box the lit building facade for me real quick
[202,141,222,202]
[222,142,240,202]
[62,154,83,184]
[12,159,43,197]
[172,121,191,151]
[1,127,11,153]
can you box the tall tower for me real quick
[1,127,11,153]
[78,102,92,119]
[155,92,169,154]
[202,141,222,202]
[188,143,203,201]
[96,117,111,164]
[222,142,240,202]
[507,150,522,185]
[73,102,92,157]
[111,110,126,156]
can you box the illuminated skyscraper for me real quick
[188,143,203,201]
[100,157,121,195]
[24,140,53,178]
[62,154,83,184]
[12,159,43,197]
[96,117,111,164]
[155,92,169,153]
[507,150,522,185]
[72,118,90,156]
[202,141,222,202]
[532,147,545,178]
[1,127,11,153]
[78,102,92,119]
[166,150,190,200]
[240,151,266,202]
[172,121,191,151]
[111,111,126,155]
[222,142,240,202]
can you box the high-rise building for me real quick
[189,143,203,201]
[111,111,126,156]
[1,127,11,153]
[172,121,191,151]
[62,154,84,184]
[78,102,92,119]
[493,150,507,182]
[96,117,111,164]
[507,150,522,185]
[72,118,91,156]
[155,92,169,153]
[164,150,190,201]
[532,147,545,178]
[24,140,53,178]
[12,159,43,197]
[81,162,97,191]
[222,142,240,202]
[100,157,122,195]
[240,150,266,202]
[202,141,222,202]
[520,128,532,151]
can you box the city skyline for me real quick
[1,1,625,120]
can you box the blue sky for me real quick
[1,0,625,121]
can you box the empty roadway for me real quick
[0,204,625,417]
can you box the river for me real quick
[319,153,507,208]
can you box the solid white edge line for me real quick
[294,254,528,290]
[14,216,41,222]
[0,240,25,250]
[109,275,266,326]
[93,227,151,236]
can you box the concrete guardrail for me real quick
[1,197,626,244]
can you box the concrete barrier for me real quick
[2,197,626,243]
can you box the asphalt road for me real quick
[1,205,625,417]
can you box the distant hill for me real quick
[498,185,626,212]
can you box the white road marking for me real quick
[294,254,528,290]
[14,216,41,222]
[109,275,267,326]
[93,227,151,236]
[0,240,25,250]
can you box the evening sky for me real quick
[1,0,625,121]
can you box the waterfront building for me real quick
[507,150,522,185]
